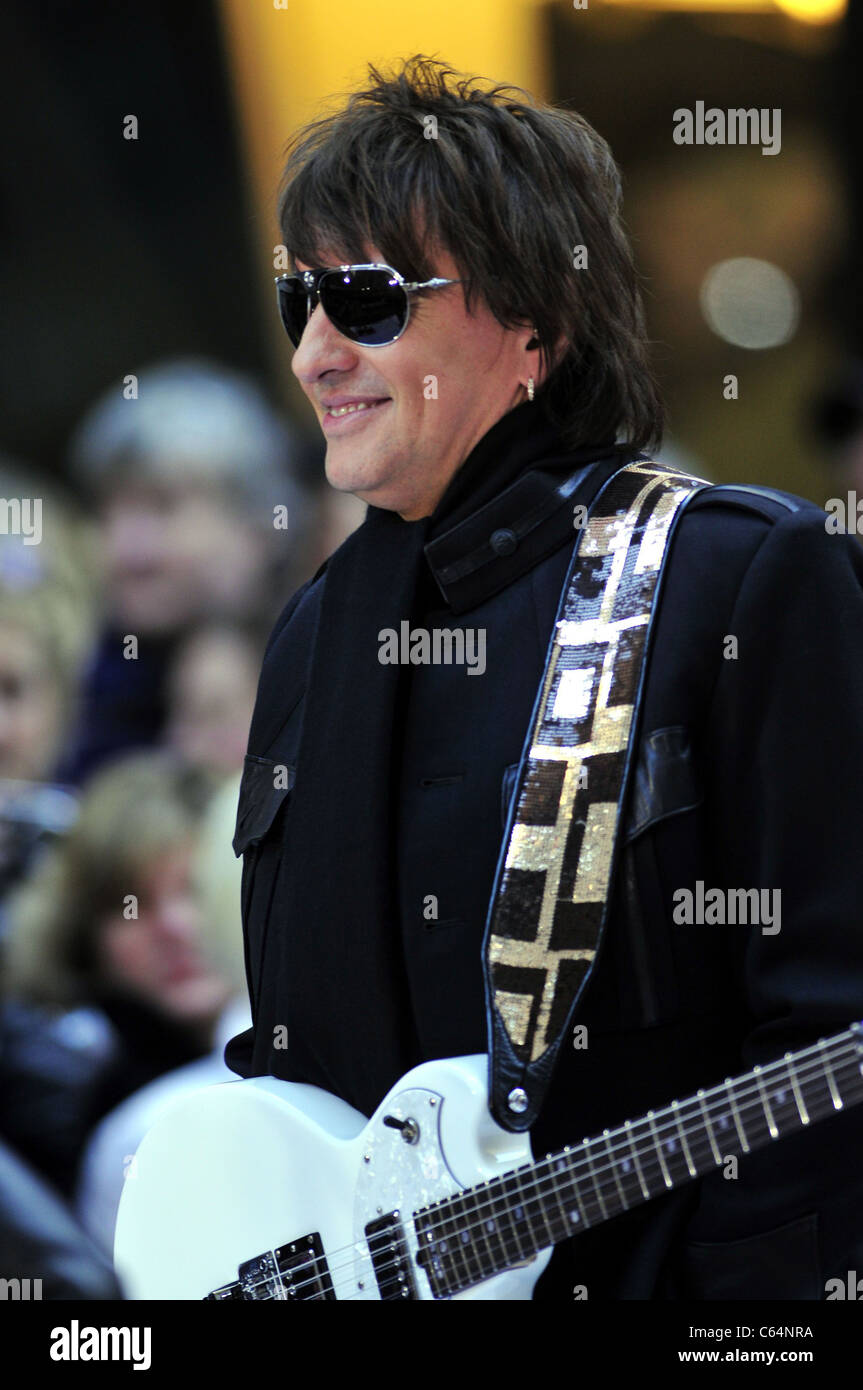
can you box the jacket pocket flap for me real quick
[233,754,295,857]
[625,725,702,844]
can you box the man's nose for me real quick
[291,301,359,386]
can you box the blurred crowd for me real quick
[0,358,361,1295]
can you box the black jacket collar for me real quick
[422,399,635,613]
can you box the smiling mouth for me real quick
[325,399,389,419]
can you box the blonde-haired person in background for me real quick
[74,773,249,1258]
[0,752,235,1199]
[0,458,99,915]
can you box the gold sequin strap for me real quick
[483,460,710,1131]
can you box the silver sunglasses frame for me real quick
[274,262,463,347]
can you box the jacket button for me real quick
[490,527,517,556]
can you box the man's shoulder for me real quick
[262,556,330,663]
[634,456,819,526]
[632,467,863,663]
[245,560,331,757]
[680,476,821,527]
[649,467,850,586]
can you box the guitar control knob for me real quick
[383,1115,420,1144]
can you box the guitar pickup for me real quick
[365,1212,416,1300]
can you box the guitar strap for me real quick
[482,459,711,1132]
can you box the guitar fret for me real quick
[752,1068,801,1137]
[471,1183,503,1274]
[786,1052,810,1125]
[513,1164,547,1256]
[623,1118,651,1200]
[697,1087,722,1165]
[819,1039,843,1111]
[670,1100,697,1178]
[633,1117,670,1197]
[558,1157,591,1234]
[647,1111,672,1188]
[422,1189,486,1292]
[440,1190,476,1290]
[520,1172,557,1251]
[499,1168,536,1262]
[487,1186,524,1269]
[543,1154,574,1240]
[580,1138,609,1221]
[732,1077,773,1149]
[834,1044,863,1105]
[651,1105,693,1185]
[675,1097,716,1173]
[726,1080,750,1153]
[796,1056,842,1125]
[752,1065,778,1139]
[708,1095,737,1155]
[601,1129,630,1212]
[607,1126,644,1209]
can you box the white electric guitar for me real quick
[114,1024,863,1300]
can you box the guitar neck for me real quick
[414,1025,863,1298]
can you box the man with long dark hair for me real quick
[226,56,863,1301]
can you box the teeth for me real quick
[329,401,381,417]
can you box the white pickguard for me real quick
[114,1055,551,1300]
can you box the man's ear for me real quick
[526,329,567,385]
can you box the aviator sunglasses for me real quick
[274,262,463,349]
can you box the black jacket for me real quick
[226,413,863,1301]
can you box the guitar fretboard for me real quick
[414,1026,863,1298]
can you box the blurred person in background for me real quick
[60,358,316,784]
[0,575,79,916]
[0,469,122,1296]
[163,620,261,785]
[75,772,250,1257]
[0,752,231,1199]
[0,461,98,920]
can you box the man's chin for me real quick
[324,455,386,501]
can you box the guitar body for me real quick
[114,1054,550,1300]
[116,1025,863,1299]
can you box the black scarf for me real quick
[272,399,618,1116]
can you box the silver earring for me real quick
[526,377,535,403]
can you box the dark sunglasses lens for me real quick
[320,269,407,346]
[276,279,310,347]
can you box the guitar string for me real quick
[258,1041,863,1301]
[416,1048,863,1280]
[235,1037,862,1301]
[335,1046,863,1304]
[265,1050,863,1302]
[244,1040,862,1301]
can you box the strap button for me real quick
[507,1087,529,1114]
